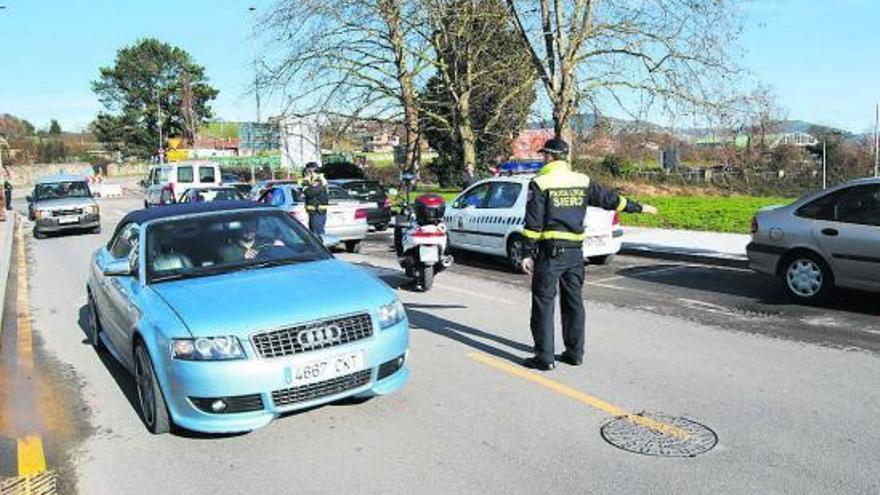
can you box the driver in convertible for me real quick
[219,220,284,262]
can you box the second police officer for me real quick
[521,138,658,371]
[301,162,330,235]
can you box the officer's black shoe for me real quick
[522,357,555,371]
[557,353,584,366]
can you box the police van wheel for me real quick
[417,266,434,291]
[506,235,526,273]
[588,255,613,265]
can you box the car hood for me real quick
[33,197,96,209]
[150,259,395,338]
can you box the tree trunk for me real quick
[459,91,477,168]
[403,96,420,174]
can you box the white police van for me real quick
[444,162,623,272]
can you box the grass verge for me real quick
[621,195,793,233]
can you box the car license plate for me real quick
[294,351,365,386]
[57,215,79,225]
[420,245,440,264]
[584,236,606,246]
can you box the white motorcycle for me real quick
[394,193,453,292]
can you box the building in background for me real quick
[276,116,321,170]
[239,122,280,156]
[511,128,554,159]
[362,132,400,152]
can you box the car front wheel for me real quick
[134,342,172,434]
[782,252,833,302]
[345,240,362,253]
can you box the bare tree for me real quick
[419,0,535,167]
[264,0,430,171]
[506,0,742,139]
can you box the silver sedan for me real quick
[747,177,880,302]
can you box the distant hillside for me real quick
[529,114,851,139]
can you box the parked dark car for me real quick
[330,179,392,231]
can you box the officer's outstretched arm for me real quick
[587,182,645,213]
[521,180,546,258]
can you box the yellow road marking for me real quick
[16,436,46,477]
[467,352,689,439]
[12,220,48,477]
[15,221,32,372]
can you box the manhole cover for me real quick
[0,472,58,495]
[600,412,717,457]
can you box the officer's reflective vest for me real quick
[523,160,641,248]
[301,174,329,212]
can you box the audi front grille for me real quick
[272,369,372,407]
[251,313,373,358]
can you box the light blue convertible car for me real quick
[87,201,409,434]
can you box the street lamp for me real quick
[248,6,261,124]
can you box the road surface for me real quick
[1,195,877,494]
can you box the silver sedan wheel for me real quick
[135,345,157,428]
[786,258,823,298]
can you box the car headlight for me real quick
[378,299,406,329]
[35,209,48,220]
[85,205,99,214]
[171,336,245,361]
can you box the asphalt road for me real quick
[358,234,880,354]
[1,196,878,495]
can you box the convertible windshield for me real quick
[35,181,91,200]
[146,210,329,283]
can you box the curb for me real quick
[619,245,749,269]
[0,213,18,337]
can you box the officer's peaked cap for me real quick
[539,138,569,157]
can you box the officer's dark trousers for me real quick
[308,212,327,235]
[530,246,586,364]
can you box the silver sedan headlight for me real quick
[34,209,49,220]
[171,336,245,361]
[85,204,99,215]
[378,299,406,329]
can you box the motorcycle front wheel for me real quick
[417,265,434,292]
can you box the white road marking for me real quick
[677,297,735,315]
[588,264,689,285]
[435,283,516,305]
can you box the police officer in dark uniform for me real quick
[521,138,658,370]
[301,162,330,235]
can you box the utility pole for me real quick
[822,141,827,190]
[249,6,261,124]
[874,102,878,178]
[156,87,164,165]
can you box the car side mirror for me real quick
[321,234,341,249]
[103,259,133,277]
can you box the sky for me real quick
[0,0,878,134]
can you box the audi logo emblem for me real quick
[297,325,343,347]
